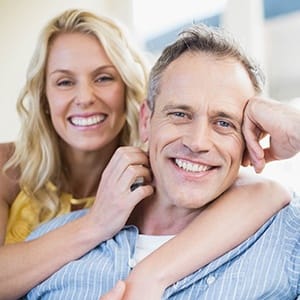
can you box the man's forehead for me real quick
[157,99,245,122]
[156,53,254,111]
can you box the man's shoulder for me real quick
[27,209,88,241]
[273,192,300,238]
[290,192,300,208]
[281,192,300,219]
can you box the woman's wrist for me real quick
[81,209,120,245]
[124,264,166,300]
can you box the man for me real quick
[27,25,300,299]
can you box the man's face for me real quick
[140,52,255,209]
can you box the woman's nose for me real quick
[74,82,96,107]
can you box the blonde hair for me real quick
[4,9,149,221]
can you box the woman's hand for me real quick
[99,281,126,300]
[121,270,165,300]
[85,146,154,242]
[99,276,164,300]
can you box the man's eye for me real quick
[217,120,231,127]
[169,112,187,118]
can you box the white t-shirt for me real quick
[130,234,174,267]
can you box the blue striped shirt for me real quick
[26,196,300,300]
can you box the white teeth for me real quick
[175,158,210,173]
[70,115,105,126]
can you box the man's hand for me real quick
[99,281,126,300]
[242,97,300,173]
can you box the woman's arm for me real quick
[0,215,112,300]
[0,146,153,300]
[122,174,290,299]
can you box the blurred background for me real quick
[0,0,299,192]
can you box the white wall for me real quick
[265,12,300,101]
[222,0,266,74]
[0,0,133,142]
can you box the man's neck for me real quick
[128,195,202,235]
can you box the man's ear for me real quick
[139,100,151,143]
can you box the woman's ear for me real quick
[139,100,151,143]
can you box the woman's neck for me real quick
[58,140,119,198]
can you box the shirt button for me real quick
[206,275,216,285]
[128,258,136,268]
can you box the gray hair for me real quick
[147,24,265,111]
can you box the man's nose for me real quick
[74,82,96,107]
[181,121,213,153]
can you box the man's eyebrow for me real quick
[212,111,242,124]
[162,104,192,112]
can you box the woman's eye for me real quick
[95,75,113,83]
[57,79,73,87]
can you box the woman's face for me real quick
[45,32,126,153]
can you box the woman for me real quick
[0,9,288,299]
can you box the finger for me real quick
[252,158,266,174]
[111,147,150,181]
[130,176,145,192]
[113,147,150,168]
[242,115,265,162]
[130,184,154,206]
[245,132,264,157]
[100,281,126,300]
[102,147,150,184]
[242,134,266,172]
[241,149,251,167]
[243,129,265,166]
[121,164,152,192]
[241,149,265,173]
[241,142,263,172]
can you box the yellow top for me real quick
[5,185,95,245]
